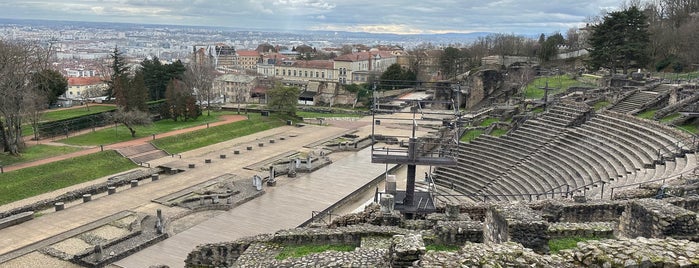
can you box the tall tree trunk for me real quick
[0,120,8,153]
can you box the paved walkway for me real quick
[0,123,350,259]
[116,147,390,267]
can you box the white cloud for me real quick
[0,0,627,35]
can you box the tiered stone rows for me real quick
[434,101,695,202]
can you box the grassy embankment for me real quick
[0,150,135,206]
[152,114,289,154]
[525,75,595,99]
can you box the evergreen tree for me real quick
[588,6,650,74]
[141,57,186,101]
[106,46,128,100]
[32,69,68,106]
[379,63,417,89]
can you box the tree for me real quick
[439,47,467,79]
[163,79,199,121]
[141,57,185,101]
[588,6,650,74]
[79,85,106,111]
[267,83,300,116]
[106,46,128,100]
[114,71,148,112]
[184,58,217,116]
[0,40,50,155]
[32,69,67,107]
[344,83,370,108]
[110,106,151,138]
[379,63,417,89]
[111,71,150,137]
[25,87,48,141]
[538,32,565,62]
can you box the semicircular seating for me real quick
[433,101,697,202]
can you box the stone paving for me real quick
[0,112,429,267]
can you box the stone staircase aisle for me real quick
[116,143,169,165]
[609,91,659,114]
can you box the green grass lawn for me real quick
[297,111,362,118]
[42,105,116,121]
[275,244,356,260]
[677,123,699,134]
[152,114,288,154]
[58,111,234,146]
[0,150,136,206]
[525,75,594,99]
[0,145,82,166]
[460,129,483,142]
[593,100,610,111]
[549,236,602,254]
[636,109,657,120]
[479,118,500,127]
[660,113,681,123]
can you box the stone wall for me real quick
[558,237,699,267]
[531,199,626,223]
[483,203,549,253]
[432,220,483,245]
[618,198,698,239]
[185,225,410,267]
[667,196,699,213]
[547,222,615,239]
[389,234,425,268]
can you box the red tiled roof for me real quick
[237,50,260,57]
[68,77,104,86]
[334,51,395,62]
[292,60,334,69]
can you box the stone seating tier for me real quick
[572,127,652,167]
[589,117,678,155]
[553,141,619,180]
[563,131,642,173]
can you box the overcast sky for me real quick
[0,0,622,35]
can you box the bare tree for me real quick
[184,57,217,116]
[25,89,48,141]
[0,40,50,155]
[79,85,106,111]
[110,106,152,138]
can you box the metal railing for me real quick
[609,167,699,199]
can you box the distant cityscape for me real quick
[2,18,492,107]
[0,18,489,63]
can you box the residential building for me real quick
[64,76,107,101]
[235,50,261,70]
[333,51,397,84]
[213,73,257,104]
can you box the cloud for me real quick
[0,0,625,35]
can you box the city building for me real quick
[213,73,257,104]
[334,51,397,84]
[235,50,261,70]
[64,76,107,101]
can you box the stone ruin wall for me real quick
[185,197,699,267]
[618,198,698,239]
[483,203,549,253]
